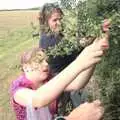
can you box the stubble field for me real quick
[0,10,39,120]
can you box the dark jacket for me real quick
[39,33,79,73]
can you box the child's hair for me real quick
[20,48,57,114]
[39,3,63,34]
[20,48,46,68]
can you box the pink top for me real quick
[10,74,57,120]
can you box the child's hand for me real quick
[77,33,110,70]
[95,36,109,50]
[77,41,103,70]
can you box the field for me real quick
[0,10,39,120]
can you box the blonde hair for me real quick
[20,48,47,67]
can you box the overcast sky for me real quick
[0,0,57,10]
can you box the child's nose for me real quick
[43,60,49,66]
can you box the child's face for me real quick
[24,60,50,82]
[48,12,62,32]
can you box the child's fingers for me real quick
[94,50,104,57]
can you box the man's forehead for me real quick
[51,12,62,18]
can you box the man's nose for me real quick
[57,20,61,26]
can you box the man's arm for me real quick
[55,100,104,120]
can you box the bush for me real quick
[46,0,120,118]
[77,0,120,119]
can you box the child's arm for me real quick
[64,36,109,91]
[14,57,88,108]
[65,19,111,91]
[64,65,95,91]
[14,40,103,108]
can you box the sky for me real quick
[0,0,57,10]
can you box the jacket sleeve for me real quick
[39,34,49,49]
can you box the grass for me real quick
[0,10,40,119]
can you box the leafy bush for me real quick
[45,0,120,118]
[53,0,120,119]
[77,0,120,119]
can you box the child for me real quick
[10,37,107,120]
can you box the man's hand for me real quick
[66,100,104,120]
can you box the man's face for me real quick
[48,12,62,32]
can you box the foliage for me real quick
[58,0,78,9]
[96,12,120,120]
[77,0,120,119]
[0,11,39,119]
[56,0,120,119]
[46,36,82,58]
[77,1,102,37]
